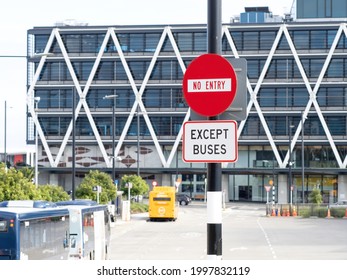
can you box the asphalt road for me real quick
[109,202,347,260]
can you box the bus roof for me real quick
[55,200,98,206]
[0,200,57,208]
[0,207,69,220]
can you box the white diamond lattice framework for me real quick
[26,24,347,169]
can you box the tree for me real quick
[120,175,149,199]
[37,184,70,201]
[0,163,69,202]
[308,187,323,204]
[0,163,40,201]
[75,170,116,204]
[16,165,35,182]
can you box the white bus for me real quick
[0,200,111,260]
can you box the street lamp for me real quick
[34,97,40,187]
[301,111,307,203]
[133,106,144,177]
[72,88,76,200]
[3,101,7,168]
[103,94,118,184]
[288,122,295,205]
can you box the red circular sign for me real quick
[183,54,237,117]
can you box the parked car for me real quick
[330,200,347,208]
[177,193,191,205]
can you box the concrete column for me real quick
[338,175,347,201]
[277,174,288,204]
[161,173,171,186]
[49,173,59,186]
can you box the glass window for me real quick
[260,31,276,50]
[162,36,174,52]
[115,60,128,80]
[35,35,49,54]
[310,59,325,78]
[143,89,160,107]
[38,62,49,81]
[35,89,49,108]
[172,116,184,135]
[332,0,347,17]
[293,87,309,106]
[275,116,287,135]
[194,32,206,51]
[311,30,327,49]
[326,58,344,78]
[149,116,171,136]
[95,61,114,80]
[97,34,106,52]
[244,117,260,135]
[50,90,60,108]
[65,34,80,53]
[161,89,173,108]
[104,37,116,53]
[95,117,111,136]
[161,61,174,80]
[308,117,324,135]
[327,116,346,135]
[337,33,346,49]
[82,34,97,53]
[130,61,147,80]
[276,88,288,107]
[317,87,327,106]
[145,33,161,52]
[177,32,192,52]
[277,33,290,50]
[51,62,61,81]
[266,60,276,79]
[259,88,275,107]
[117,33,129,52]
[76,117,93,136]
[231,31,242,50]
[276,59,290,79]
[293,30,309,49]
[129,33,144,52]
[243,31,259,50]
[81,62,93,80]
[247,59,261,79]
[50,38,62,53]
[327,87,344,106]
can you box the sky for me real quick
[0,0,295,153]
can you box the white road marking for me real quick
[257,218,277,259]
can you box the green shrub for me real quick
[317,207,328,218]
[330,207,346,218]
[298,206,311,218]
[131,202,149,214]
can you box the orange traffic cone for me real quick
[277,208,281,217]
[287,209,290,217]
[326,208,333,219]
[292,206,297,217]
[271,208,276,216]
[343,208,347,219]
[282,209,286,217]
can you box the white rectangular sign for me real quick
[183,120,238,163]
[187,78,232,92]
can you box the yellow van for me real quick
[149,186,178,221]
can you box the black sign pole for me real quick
[207,0,222,260]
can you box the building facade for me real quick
[26,16,347,203]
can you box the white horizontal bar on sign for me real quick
[187,78,232,92]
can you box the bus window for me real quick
[0,220,8,232]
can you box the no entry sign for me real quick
[183,54,238,117]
